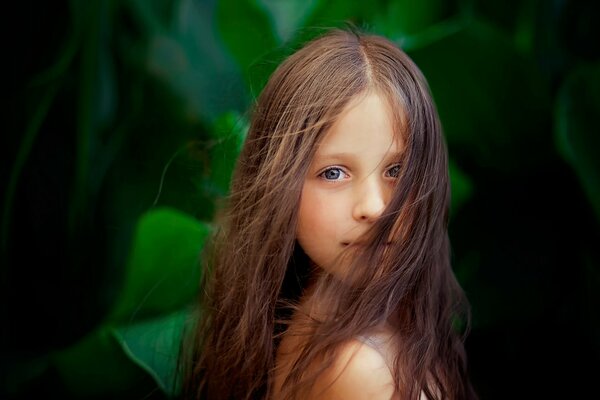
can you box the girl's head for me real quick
[233,28,450,288]
[187,28,472,400]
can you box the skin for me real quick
[273,318,397,400]
[309,339,396,400]
[296,90,404,277]
[283,91,406,399]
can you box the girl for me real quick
[181,28,477,400]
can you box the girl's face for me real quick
[296,92,404,276]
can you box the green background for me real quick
[2,0,599,398]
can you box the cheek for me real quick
[296,185,345,263]
[296,188,356,276]
[297,186,329,238]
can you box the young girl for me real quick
[181,28,477,400]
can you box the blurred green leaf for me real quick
[71,0,117,233]
[304,0,372,27]
[2,0,143,358]
[555,64,600,222]
[407,19,552,173]
[557,0,600,63]
[372,0,459,38]
[449,157,474,216]
[52,326,157,398]
[107,207,211,323]
[257,0,320,43]
[113,308,190,398]
[142,0,247,123]
[2,356,50,396]
[206,111,248,196]
[127,0,174,33]
[469,0,537,50]
[174,112,248,220]
[217,0,278,90]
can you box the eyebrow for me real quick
[313,151,403,162]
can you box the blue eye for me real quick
[320,167,347,181]
[385,164,401,178]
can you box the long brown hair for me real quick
[181,28,477,400]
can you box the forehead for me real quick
[315,92,405,158]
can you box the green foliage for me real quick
[4,0,599,398]
[52,326,158,399]
[46,207,207,398]
[258,0,320,43]
[407,19,552,173]
[448,159,474,216]
[555,65,600,222]
[113,309,190,397]
[141,0,247,123]
[217,0,278,89]
[373,0,459,37]
[107,208,211,324]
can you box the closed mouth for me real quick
[341,242,394,247]
[341,242,363,247]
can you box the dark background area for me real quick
[2,0,599,398]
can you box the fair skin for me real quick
[277,91,405,399]
[296,90,403,277]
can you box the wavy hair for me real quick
[181,28,477,400]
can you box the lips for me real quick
[341,241,394,246]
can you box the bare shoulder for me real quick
[310,339,395,400]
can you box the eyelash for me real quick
[385,163,402,178]
[318,164,402,181]
[319,167,348,181]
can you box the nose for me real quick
[352,177,387,222]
